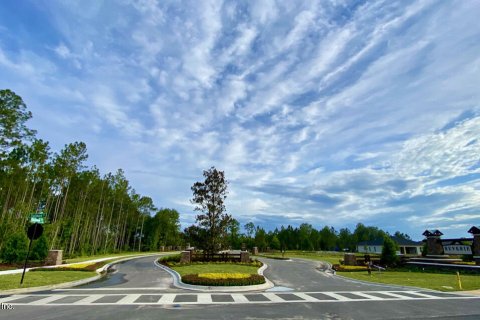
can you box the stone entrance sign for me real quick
[422,230,444,256]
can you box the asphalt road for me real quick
[1,255,479,320]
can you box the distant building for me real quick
[357,236,423,255]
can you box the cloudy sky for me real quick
[1,0,479,239]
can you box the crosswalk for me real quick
[0,291,477,306]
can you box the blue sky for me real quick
[1,0,479,239]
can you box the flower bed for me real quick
[332,264,368,272]
[182,273,265,286]
[31,261,109,272]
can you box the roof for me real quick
[468,226,480,235]
[357,236,422,247]
[422,229,443,237]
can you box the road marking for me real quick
[4,291,479,306]
[404,291,437,299]
[231,293,249,303]
[321,292,351,301]
[292,293,318,302]
[0,295,23,303]
[29,295,66,305]
[351,292,379,300]
[262,293,284,302]
[73,295,105,304]
[378,292,415,299]
[157,294,175,304]
[197,294,212,303]
[116,294,142,304]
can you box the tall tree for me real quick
[0,89,36,163]
[190,167,231,255]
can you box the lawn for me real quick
[0,271,97,291]
[337,270,480,291]
[171,263,260,276]
[257,251,350,265]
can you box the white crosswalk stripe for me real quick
[157,294,176,304]
[262,293,284,302]
[29,295,67,305]
[197,293,212,303]
[116,294,142,304]
[321,292,351,301]
[2,291,478,306]
[73,295,105,304]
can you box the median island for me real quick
[158,254,265,286]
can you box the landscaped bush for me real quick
[0,232,28,264]
[158,255,262,268]
[30,235,49,261]
[182,273,265,286]
[158,254,181,265]
[334,265,368,272]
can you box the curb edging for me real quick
[0,253,174,295]
[154,259,274,292]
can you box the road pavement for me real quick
[1,255,479,319]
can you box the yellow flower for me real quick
[197,273,251,279]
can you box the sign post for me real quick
[20,223,44,285]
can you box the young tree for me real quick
[191,167,231,255]
[381,235,399,266]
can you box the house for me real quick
[357,236,423,255]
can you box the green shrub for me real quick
[381,236,399,266]
[0,232,28,264]
[182,273,265,286]
[30,235,49,261]
[158,254,181,265]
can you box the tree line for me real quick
[183,167,411,254]
[0,89,182,262]
[0,89,411,264]
[186,220,410,253]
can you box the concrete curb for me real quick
[154,259,274,292]
[0,253,175,295]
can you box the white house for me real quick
[357,236,423,255]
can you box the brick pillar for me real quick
[240,251,250,263]
[472,234,480,265]
[467,227,480,265]
[180,251,191,264]
[45,250,63,266]
[344,253,357,266]
[252,247,258,255]
[426,236,443,255]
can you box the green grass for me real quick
[0,271,97,291]
[171,263,260,276]
[257,251,352,265]
[338,270,480,291]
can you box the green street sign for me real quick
[30,212,46,224]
